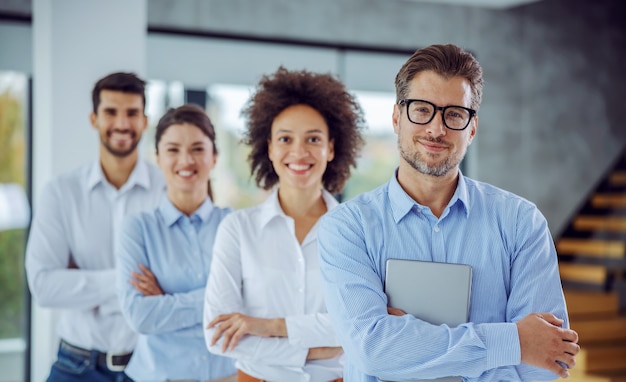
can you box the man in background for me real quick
[26,72,165,381]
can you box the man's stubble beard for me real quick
[102,130,140,158]
[398,135,466,177]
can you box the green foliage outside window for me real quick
[0,87,28,339]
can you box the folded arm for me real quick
[203,217,313,367]
[116,216,204,334]
[25,182,114,310]
[507,205,580,379]
[318,206,571,381]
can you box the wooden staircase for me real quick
[555,149,626,381]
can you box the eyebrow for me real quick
[101,107,142,113]
[275,128,326,134]
[163,141,208,146]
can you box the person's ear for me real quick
[392,104,401,134]
[140,114,148,133]
[89,112,97,129]
[468,115,478,145]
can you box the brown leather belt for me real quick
[60,339,132,372]
[237,369,343,382]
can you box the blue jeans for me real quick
[46,342,133,382]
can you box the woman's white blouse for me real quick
[203,188,343,382]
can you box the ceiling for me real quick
[403,0,543,9]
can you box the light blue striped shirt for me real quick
[318,171,569,382]
[116,197,236,381]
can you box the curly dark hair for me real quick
[242,67,366,194]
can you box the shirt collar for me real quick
[86,162,106,191]
[454,171,470,216]
[158,196,215,227]
[86,159,152,192]
[258,187,339,229]
[388,168,470,223]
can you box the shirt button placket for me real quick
[432,223,446,262]
[298,255,305,312]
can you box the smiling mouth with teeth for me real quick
[288,164,312,171]
[177,170,195,176]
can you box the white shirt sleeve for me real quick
[25,180,115,309]
[285,313,341,348]
[204,214,309,367]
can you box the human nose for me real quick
[179,150,195,165]
[290,139,309,157]
[114,114,131,129]
[425,110,447,136]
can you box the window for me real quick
[0,70,30,382]
[142,82,400,208]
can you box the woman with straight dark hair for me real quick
[117,104,236,382]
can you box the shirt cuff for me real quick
[482,322,521,369]
[285,315,306,346]
[186,288,206,326]
[96,269,117,302]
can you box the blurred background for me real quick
[0,0,624,380]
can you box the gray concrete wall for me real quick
[1,0,625,235]
[147,0,626,235]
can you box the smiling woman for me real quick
[203,67,366,382]
[154,105,218,212]
[115,104,237,381]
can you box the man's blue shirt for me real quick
[318,171,568,382]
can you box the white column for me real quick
[31,1,146,381]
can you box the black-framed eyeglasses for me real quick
[398,99,476,131]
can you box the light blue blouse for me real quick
[116,196,236,381]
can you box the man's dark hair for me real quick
[91,72,146,113]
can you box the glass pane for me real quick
[207,84,270,209]
[342,91,398,201]
[143,82,400,208]
[142,81,270,210]
[0,71,29,382]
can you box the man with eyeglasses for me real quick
[318,44,579,382]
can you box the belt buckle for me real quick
[106,352,127,372]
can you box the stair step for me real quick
[577,343,626,373]
[564,290,619,317]
[592,194,626,209]
[570,315,626,345]
[560,263,608,285]
[557,239,625,258]
[567,370,626,382]
[610,171,626,186]
[574,216,626,233]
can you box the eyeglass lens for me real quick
[406,100,471,130]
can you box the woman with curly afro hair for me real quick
[203,66,366,382]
